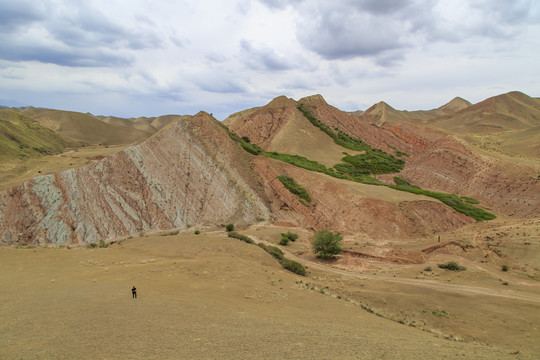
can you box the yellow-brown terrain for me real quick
[0,91,539,359]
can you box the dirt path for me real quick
[249,235,540,304]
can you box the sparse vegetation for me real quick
[0,110,67,161]
[161,230,179,236]
[502,264,509,272]
[276,175,312,203]
[98,239,108,248]
[257,243,284,260]
[438,261,466,271]
[424,266,433,272]
[194,230,200,235]
[281,232,298,242]
[279,237,289,245]
[225,223,235,232]
[312,229,343,259]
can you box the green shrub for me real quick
[258,243,284,260]
[312,229,343,259]
[267,152,328,173]
[277,175,312,202]
[337,150,405,175]
[279,258,306,276]
[88,243,97,248]
[438,261,466,271]
[194,230,200,235]
[98,239,107,248]
[225,223,235,232]
[227,232,254,244]
[424,266,432,272]
[461,196,480,204]
[281,232,298,242]
[279,237,289,245]
[501,264,509,272]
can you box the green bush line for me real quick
[276,175,312,203]
[297,104,370,151]
[389,184,496,221]
[461,196,480,204]
[226,232,306,276]
[227,232,255,244]
[257,243,284,260]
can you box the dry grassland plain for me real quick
[1,231,538,359]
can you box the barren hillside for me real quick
[0,112,271,245]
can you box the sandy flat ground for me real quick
[1,232,537,359]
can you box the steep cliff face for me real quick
[0,113,271,245]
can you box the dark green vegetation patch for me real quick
[438,261,466,271]
[276,175,312,203]
[312,229,343,259]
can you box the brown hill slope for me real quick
[285,94,538,218]
[428,91,540,134]
[424,92,540,158]
[355,97,472,125]
[0,113,271,245]
[19,108,154,145]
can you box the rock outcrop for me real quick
[0,112,271,245]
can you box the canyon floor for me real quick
[1,226,539,360]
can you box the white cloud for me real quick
[0,0,538,119]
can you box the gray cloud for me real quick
[0,0,46,33]
[198,79,246,94]
[294,1,417,61]
[258,0,305,10]
[0,38,133,67]
[0,1,162,67]
[292,0,538,63]
[240,40,295,71]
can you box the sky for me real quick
[0,0,539,120]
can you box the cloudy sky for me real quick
[1,0,539,120]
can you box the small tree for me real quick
[225,223,234,232]
[312,229,342,259]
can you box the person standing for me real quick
[132,286,137,299]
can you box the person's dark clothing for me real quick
[132,286,137,299]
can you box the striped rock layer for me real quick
[0,113,271,245]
